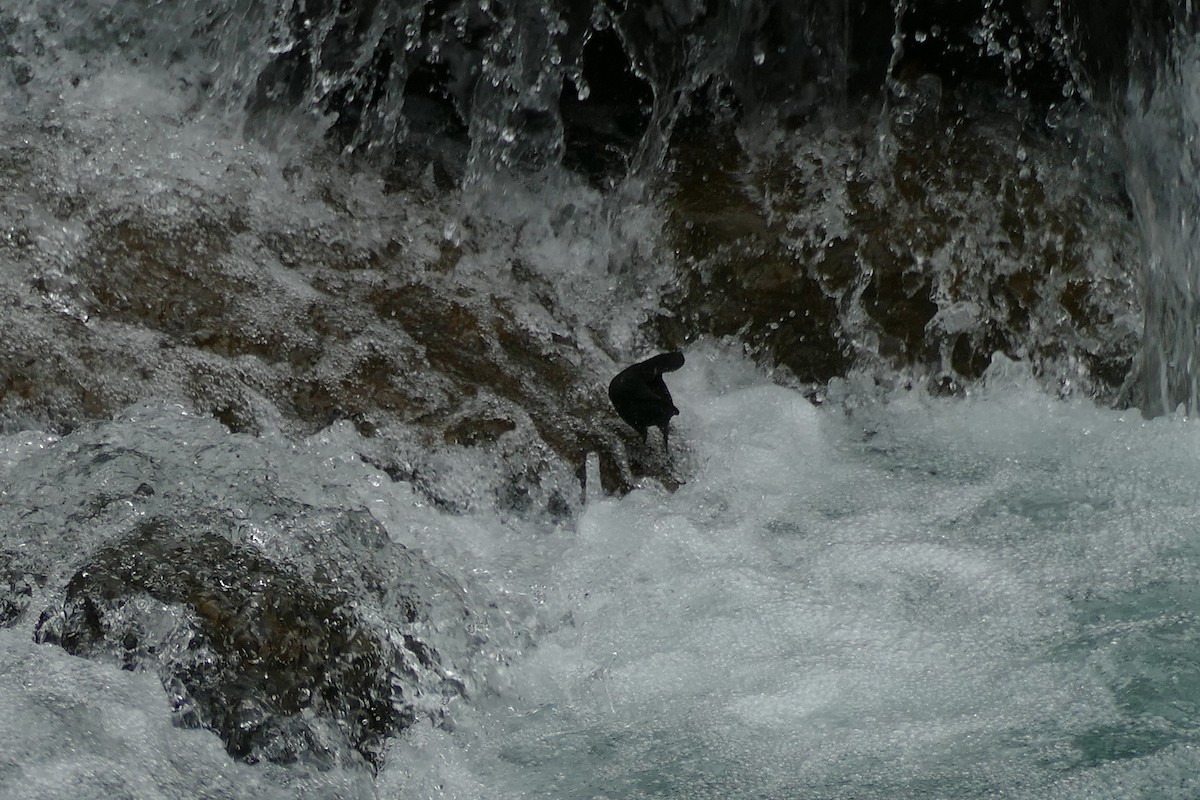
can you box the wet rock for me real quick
[661,96,1140,400]
[444,415,518,447]
[0,157,647,495]
[3,57,1142,509]
[0,570,32,628]
[657,123,851,385]
[367,281,636,492]
[34,518,452,772]
[81,216,236,339]
[0,190,646,498]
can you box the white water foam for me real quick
[0,627,374,800]
[319,347,1200,798]
[4,347,1200,798]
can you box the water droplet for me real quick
[753,50,765,66]
[1045,103,1062,129]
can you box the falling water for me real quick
[1125,24,1200,416]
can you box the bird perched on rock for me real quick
[608,351,685,452]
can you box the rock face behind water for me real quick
[659,95,1141,400]
[0,137,649,493]
[0,72,1143,504]
[33,517,452,772]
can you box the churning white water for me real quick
[381,352,1200,800]
[5,351,1200,798]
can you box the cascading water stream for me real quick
[1125,29,1200,416]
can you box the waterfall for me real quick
[1123,10,1200,415]
[2,0,856,182]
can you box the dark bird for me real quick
[608,351,685,451]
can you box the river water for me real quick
[7,356,1200,799]
[384,358,1200,800]
[4,1,1200,798]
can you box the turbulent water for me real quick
[8,360,1200,799]
[4,0,1200,798]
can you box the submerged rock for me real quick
[0,414,480,773]
[33,516,458,772]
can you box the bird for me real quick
[608,351,685,452]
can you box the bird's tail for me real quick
[646,351,685,374]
